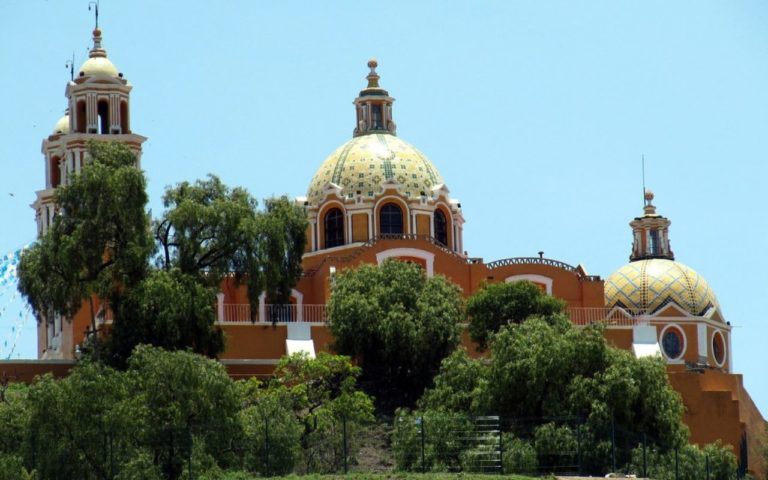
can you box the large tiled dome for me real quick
[604,258,720,317]
[306,133,443,205]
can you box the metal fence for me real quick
[24,413,747,479]
[231,413,747,479]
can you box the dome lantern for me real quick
[353,59,397,137]
[629,189,674,261]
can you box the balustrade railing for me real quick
[220,303,328,323]
[217,305,660,326]
[100,302,671,327]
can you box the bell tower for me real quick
[34,27,146,237]
[629,190,674,261]
[33,27,146,359]
[353,59,397,137]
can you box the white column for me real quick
[697,323,707,363]
[216,292,225,323]
[310,220,316,251]
[60,158,66,186]
[429,212,435,238]
[347,211,353,243]
[644,228,650,256]
[258,292,267,323]
[367,211,373,240]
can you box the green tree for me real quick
[417,347,486,413]
[21,147,308,366]
[467,280,565,350]
[17,142,152,354]
[155,176,307,321]
[271,352,374,473]
[0,383,30,470]
[327,259,464,411]
[419,315,690,474]
[25,362,139,480]
[237,379,302,476]
[127,346,242,480]
[105,269,224,368]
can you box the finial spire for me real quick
[89,27,107,58]
[366,58,380,88]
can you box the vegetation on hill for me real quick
[327,260,464,412]
[0,348,373,480]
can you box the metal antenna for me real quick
[88,0,99,29]
[65,52,75,81]
[641,154,646,201]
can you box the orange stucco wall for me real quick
[670,370,766,478]
[416,214,430,236]
[352,213,368,242]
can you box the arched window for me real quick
[434,209,448,246]
[380,203,404,235]
[76,100,87,133]
[97,100,110,134]
[120,101,129,133]
[324,208,344,248]
[50,156,61,188]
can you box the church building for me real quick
[28,27,766,477]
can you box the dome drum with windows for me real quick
[300,60,465,254]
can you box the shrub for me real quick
[629,441,737,480]
[502,435,539,475]
[392,409,473,471]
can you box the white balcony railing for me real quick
[98,303,675,327]
[220,304,328,323]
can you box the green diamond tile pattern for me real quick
[307,133,443,205]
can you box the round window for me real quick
[712,330,726,366]
[661,326,685,360]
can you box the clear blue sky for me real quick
[1,1,766,414]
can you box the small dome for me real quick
[52,115,69,135]
[79,56,119,77]
[605,258,720,317]
[307,133,444,205]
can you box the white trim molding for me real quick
[376,248,435,277]
[505,274,553,295]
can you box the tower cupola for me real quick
[353,59,397,137]
[629,190,674,261]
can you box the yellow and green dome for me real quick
[605,259,719,317]
[307,133,443,205]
